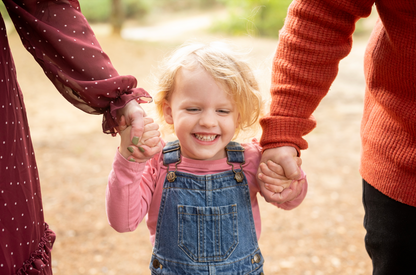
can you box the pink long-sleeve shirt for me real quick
[106,140,307,246]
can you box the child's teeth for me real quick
[195,134,216,141]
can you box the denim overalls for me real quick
[149,140,264,275]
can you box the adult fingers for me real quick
[258,162,292,191]
[261,147,302,180]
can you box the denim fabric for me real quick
[225,141,246,164]
[149,141,264,274]
[162,140,181,165]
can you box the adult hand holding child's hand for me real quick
[257,146,304,204]
[118,116,162,163]
[117,100,163,162]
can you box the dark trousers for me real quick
[362,180,416,275]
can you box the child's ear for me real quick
[162,100,174,125]
[236,113,241,128]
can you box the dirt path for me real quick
[9,13,374,274]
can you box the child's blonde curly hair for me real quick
[154,41,263,140]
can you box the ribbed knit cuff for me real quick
[259,115,316,152]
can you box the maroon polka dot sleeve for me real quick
[3,0,151,135]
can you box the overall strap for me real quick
[162,140,181,165]
[225,141,245,183]
[163,140,245,164]
[225,141,245,164]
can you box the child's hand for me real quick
[116,100,146,141]
[258,161,304,204]
[262,177,306,204]
[258,160,294,191]
[119,117,162,163]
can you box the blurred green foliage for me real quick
[0,2,9,20]
[0,0,291,38]
[78,0,110,22]
[213,0,291,37]
[78,0,219,23]
[78,0,151,22]
[77,0,290,37]
[154,0,219,11]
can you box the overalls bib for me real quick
[149,140,264,275]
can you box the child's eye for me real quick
[217,109,230,114]
[186,108,200,112]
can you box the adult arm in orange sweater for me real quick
[257,0,374,203]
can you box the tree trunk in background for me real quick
[111,0,123,36]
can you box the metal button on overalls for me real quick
[152,258,161,269]
[253,253,261,263]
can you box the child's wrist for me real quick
[119,147,132,160]
[118,146,149,164]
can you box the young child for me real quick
[106,41,307,275]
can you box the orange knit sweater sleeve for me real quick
[260,0,374,152]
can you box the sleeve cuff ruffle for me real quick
[103,87,152,136]
[16,223,56,275]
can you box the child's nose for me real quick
[199,113,217,128]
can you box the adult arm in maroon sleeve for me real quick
[3,0,151,136]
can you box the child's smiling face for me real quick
[162,66,240,161]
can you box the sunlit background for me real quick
[1,1,378,274]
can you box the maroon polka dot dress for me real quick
[0,1,151,274]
